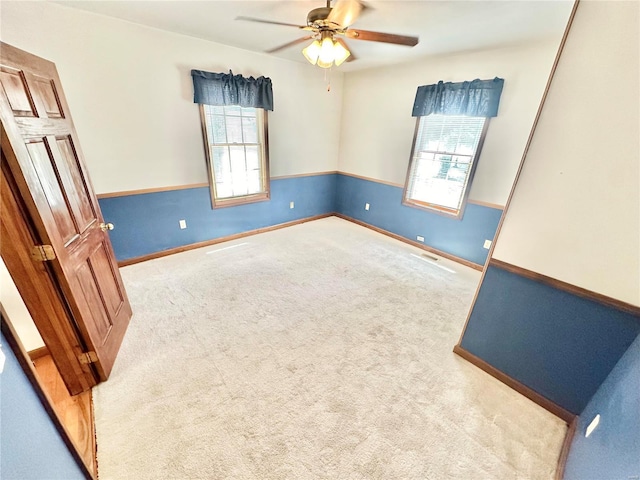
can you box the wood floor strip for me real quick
[28,345,49,360]
[33,355,97,477]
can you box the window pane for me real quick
[211,106,224,115]
[407,114,485,213]
[213,145,233,199]
[241,107,256,117]
[229,145,245,173]
[447,156,471,186]
[245,146,259,171]
[242,116,258,143]
[411,155,464,209]
[454,124,483,155]
[224,105,241,117]
[226,115,243,144]
[212,146,229,178]
[229,146,248,196]
[211,115,227,143]
[216,181,233,199]
[247,170,261,194]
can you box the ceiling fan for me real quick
[237,0,419,68]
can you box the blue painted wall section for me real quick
[0,332,85,479]
[564,333,640,480]
[335,174,503,266]
[460,265,640,415]
[100,172,502,265]
[100,174,337,261]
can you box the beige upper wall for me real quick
[0,258,44,352]
[0,1,344,194]
[337,37,569,206]
[493,0,639,305]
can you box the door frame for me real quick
[1,153,97,394]
[1,305,96,479]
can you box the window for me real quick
[200,104,269,208]
[403,114,488,218]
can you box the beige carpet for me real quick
[94,217,567,479]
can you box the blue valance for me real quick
[412,77,504,118]
[191,69,273,111]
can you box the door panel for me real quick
[89,244,125,319]
[76,260,114,343]
[55,136,96,232]
[0,67,36,116]
[31,75,63,118]
[0,42,131,386]
[25,138,79,244]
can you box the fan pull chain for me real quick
[325,67,332,92]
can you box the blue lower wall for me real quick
[564,333,640,480]
[100,172,502,265]
[460,265,640,415]
[335,174,503,266]
[100,174,337,261]
[0,332,85,479]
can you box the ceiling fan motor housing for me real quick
[307,7,332,27]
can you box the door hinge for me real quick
[78,351,98,365]
[32,244,56,262]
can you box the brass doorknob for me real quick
[100,222,114,231]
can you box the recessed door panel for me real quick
[54,136,96,234]
[25,138,78,244]
[0,67,35,117]
[89,244,125,320]
[76,259,114,344]
[32,76,63,118]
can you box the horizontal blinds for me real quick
[407,115,486,212]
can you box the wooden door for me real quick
[0,42,131,385]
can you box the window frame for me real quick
[402,115,490,220]
[198,104,271,209]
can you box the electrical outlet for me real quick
[289,201,295,209]
[179,219,187,229]
[417,235,425,242]
[483,239,492,249]
[365,203,370,211]
[585,414,600,438]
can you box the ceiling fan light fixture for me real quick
[317,33,336,68]
[240,0,420,69]
[333,41,351,66]
[302,39,322,65]
[303,31,351,69]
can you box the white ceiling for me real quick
[54,0,574,71]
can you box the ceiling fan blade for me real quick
[266,36,315,54]
[343,29,419,47]
[327,0,365,28]
[235,16,306,29]
[335,38,357,62]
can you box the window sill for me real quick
[212,192,270,209]
[402,198,464,220]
